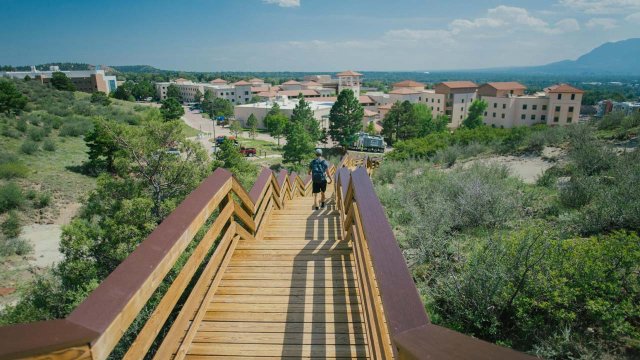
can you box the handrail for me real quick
[0,165,315,360]
[335,153,536,359]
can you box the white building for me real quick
[1,66,117,94]
[234,96,333,130]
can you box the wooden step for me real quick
[219,279,357,288]
[203,311,364,323]
[209,294,360,305]
[187,342,368,357]
[192,331,367,345]
[214,287,359,297]
[198,321,365,334]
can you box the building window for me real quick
[419,97,422,101]
[461,98,464,103]
[555,106,561,112]
[503,104,506,109]
[493,112,496,117]
[571,94,576,100]
[568,106,574,113]
[437,107,440,111]
[501,114,505,119]
[484,112,488,116]
[431,98,434,103]
[553,116,559,122]
[542,105,547,111]
[521,114,526,120]
[494,103,497,108]
[567,117,572,123]
[438,99,441,103]
[245,91,249,95]
[532,105,537,110]
[541,115,546,121]
[531,114,536,120]
[522,104,527,110]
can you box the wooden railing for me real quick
[334,154,536,360]
[0,166,315,360]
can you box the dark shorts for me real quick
[312,180,327,194]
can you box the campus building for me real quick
[1,66,118,94]
[234,96,333,130]
[374,79,583,128]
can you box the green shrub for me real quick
[27,127,46,141]
[0,162,29,179]
[42,138,56,152]
[15,119,27,132]
[0,183,24,212]
[597,111,625,130]
[34,192,52,209]
[59,116,93,137]
[20,140,39,155]
[0,237,32,256]
[433,145,460,168]
[25,189,37,200]
[1,211,21,239]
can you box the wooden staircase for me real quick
[166,186,369,358]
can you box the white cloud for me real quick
[626,12,640,21]
[559,0,640,14]
[263,0,300,7]
[586,18,618,29]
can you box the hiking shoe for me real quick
[314,206,319,210]
[321,202,325,209]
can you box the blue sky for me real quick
[1,0,639,71]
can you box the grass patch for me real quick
[179,122,204,138]
[235,137,282,156]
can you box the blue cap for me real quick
[315,149,322,155]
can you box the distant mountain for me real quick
[511,38,640,76]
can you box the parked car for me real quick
[239,146,257,157]
[215,136,237,145]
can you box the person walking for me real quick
[308,149,332,210]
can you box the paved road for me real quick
[182,106,280,143]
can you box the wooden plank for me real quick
[174,235,241,360]
[185,356,369,360]
[208,303,361,314]
[24,345,92,360]
[228,260,354,267]
[235,242,350,251]
[233,249,351,256]
[187,343,368,357]
[235,223,255,242]
[152,223,236,360]
[214,287,359,297]
[123,201,235,360]
[191,332,366,345]
[198,321,365,334]
[233,199,256,234]
[231,177,255,216]
[230,253,352,261]
[221,272,355,281]
[204,311,363,323]
[224,265,356,275]
[208,294,359,304]
[219,279,357,288]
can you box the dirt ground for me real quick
[454,147,565,184]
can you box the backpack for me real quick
[310,158,327,183]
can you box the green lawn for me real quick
[236,137,282,156]
[180,122,205,138]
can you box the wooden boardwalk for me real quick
[174,185,369,359]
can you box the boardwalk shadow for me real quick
[281,197,366,358]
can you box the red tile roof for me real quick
[306,95,374,104]
[483,82,527,91]
[389,88,423,95]
[438,81,478,89]
[393,80,425,88]
[378,103,394,110]
[251,86,270,93]
[364,109,378,117]
[249,78,264,83]
[545,83,584,94]
[210,78,227,84]
[336,70,363,77]
[282,80,301,85]
[257,91,278,97]
[233,80,251,86]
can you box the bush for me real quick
[59,116,93,137]
[20,140,39,155]
[27,127,46,142]
[42,138,56,152]
[0,237,32,257]
[1,211,21,238]
[34,192,52,209]
[0,162,29,179]
[1,125,21,138]
[433,145,460,168]
[15,119,27,132]
[0,183,24,212]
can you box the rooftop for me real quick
[393,80,425,88]
[438,81,478,89]
[545,83,584,94]
[236,99,333,111]
[389,88,423,95]
[282,80,301,85]
[307,95,374,104]
[278,89,319,97]
[233,80,251,86]
[337,70,363,77]
[483,82,527,91]
[210,78,227,84]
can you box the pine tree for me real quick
[247,114,258,139]
[289,95,320,143]
[329,89,364,149]
[265,103,288,147]
[283,122,314,164]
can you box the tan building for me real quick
[392,80,426,92]
[234,96,333,130]
[337,70,363,97]
[1,66,118,94]
[433,81,478,128]
[479,82,583,128]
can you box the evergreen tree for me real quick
[50,72,75,91]
[193,89,203,104]
[166,84,181,101]
[90,91,111,106]
[462,99,488,129]
[160,98,184,121]
[0,79,28,114]
[112,86,134,101]
[283,121,313,164]
[265,111,288,146]
[229,119,243,137]
[85,118,119,174]
[289,95,320,142]
[365,121,377,135]
[247,114,258,139]
[329,89,364,149]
